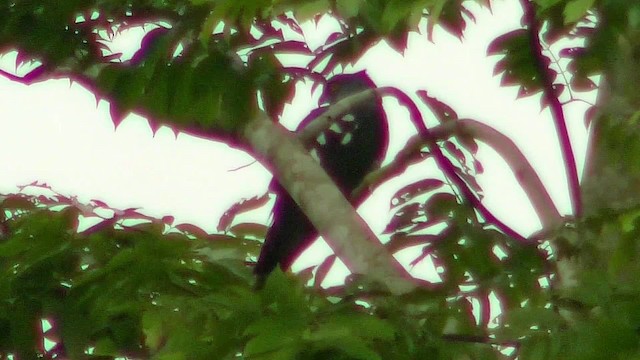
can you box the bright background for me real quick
[0,1,596,289]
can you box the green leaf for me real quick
[324,314,395,341]
[535,0,564,10]
[324,337,382,360]
[500,307,561,337]
[244,323,300,356]
[142,309,165,351]
[563,0,596,24]
[296,0,331,21]
[337,0,364,18]
[381,0,411,33]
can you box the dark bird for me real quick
[254,71,389,287]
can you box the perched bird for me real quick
[254,71,389,286]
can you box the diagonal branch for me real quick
[351,119,563,231]
[386,89,545,243]
[243,113,418,295]
[304,86,562,238]
[298,87,380,144]
[459,119,562,229]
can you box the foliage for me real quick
[2,0,640,359]
[0,192,536,359]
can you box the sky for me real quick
[0,0,596,294]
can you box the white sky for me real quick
[0,0,595,288]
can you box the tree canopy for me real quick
[1,0,640,359]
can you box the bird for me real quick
[254,71,389,287]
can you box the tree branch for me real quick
[298,87,380,144]
[308,84,563,238]
[243,113,418,295]
[521,0,582,217]
[352,119,562,231]
[386,89,534,243]
[460,119,563,230]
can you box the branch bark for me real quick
[242,113,417,295]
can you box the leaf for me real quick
[537,0,564,11]
[244,320,300,356]
[417,90,458,122]
[570,75,596,91]
[330,338,381,360]
[161,215,175,225]
[563,0,596,24]
[434,0,467,39]
[487,29,545,97]
[558,46,585,58]
[175,223,210,238]
[333,314,395,340]
[217,195,270,232]
[199,11,222,46]
[306,314,394,359]
[383,202,422,234]
[424,192,458,219]
[385,232,441,253]
[336,0,364,18]
[296,0,330,22]
[486,29,528,56]
[444,141,465,164]
[1,194,35,210]
[456,130,479,155]
[473,159,483,174]
[390,179,445,208]
[501,307,561,337]
[229,222,268,239]
[381,1,411,34]
[142,311,165,351]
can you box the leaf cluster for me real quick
[0,194,526,359]
[0,0,486,138]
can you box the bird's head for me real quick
[320,71,377,105]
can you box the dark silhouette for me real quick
[255,71,389,287]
